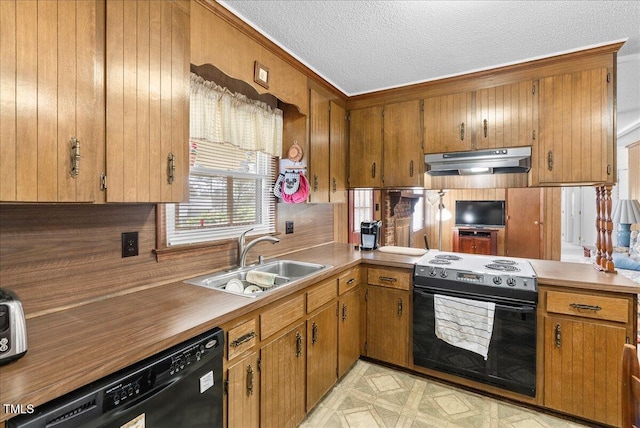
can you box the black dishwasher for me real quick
[8,327,224,428]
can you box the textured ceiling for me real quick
[217,0,640,96]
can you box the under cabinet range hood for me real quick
[425,147,532,176]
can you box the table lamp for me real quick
[611,199,640,247]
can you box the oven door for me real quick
[413,287,536,397]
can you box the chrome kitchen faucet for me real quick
[237,228,280,268]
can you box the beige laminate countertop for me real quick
[1,243,638,422]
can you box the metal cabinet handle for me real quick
[230,331,255,347]
[342,303,347,322]
[167,152,176,184]
[555,323,561,348]
[409,160,414,177]
[295,332,302,357]
[569,303,602,312]
[547,151,553,171]
[311,322,318,344]
[460,122,465,141]
[332,177,337,193]
[346,278,356,285]
[70,137,81,178]
[379,276,397,283]
[483,119,488,138]
[398,298,403,317]
[246,364,254,396]
[371,162,376,178]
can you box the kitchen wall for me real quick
[0,202,334,318]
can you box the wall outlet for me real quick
[285,221,294,234]
[122,232,139,258]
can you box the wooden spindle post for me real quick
[595,186,603,267]
[605,186,616,273]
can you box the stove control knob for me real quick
[506,277,516,287]
[429,267,437,277]
[492,276,502,285]
[440,269,448,278]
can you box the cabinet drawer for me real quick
[367,267,411,290]
[546,290,629,323]
[227,318,257,361]
[307,278,337,313]
[261,295,305,339]
[338,268,360,295]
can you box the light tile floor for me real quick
[300,360,589,428]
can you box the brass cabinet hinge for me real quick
[365,290,368,301]
[257,358,262,372]
[223,379,229,395]
[532,130,536,140]
[347,113,351,122]
[532,84,536,94]
[420,99,425,112]
[607,72,611,83]
[607,164,612,175]
[100,173,107,191]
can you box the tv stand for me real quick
[452,228,499,255]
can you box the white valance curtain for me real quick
[189,73,283,157]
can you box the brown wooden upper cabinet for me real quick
[424,80,536,155]
[382,100,423,187]
[1,0,190,203]
[475,80,537,150]
[105,0,190,202]
[308,88,348,203]
[423,91,474,154]
[348,106,383,188]
[0,0,103,202]
[531,67,614,186]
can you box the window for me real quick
[166,142,276,246]
[352,189,374,232]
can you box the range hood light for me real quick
[459,167,491,175]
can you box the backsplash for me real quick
[0,203,335,317]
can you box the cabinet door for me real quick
[544,316,626,426]
[476,80,536,150]
[329,101,348,203]
[533,68,614,185]
[106,0,189,202]
[457,236,475,254]
[1,0,102,202]
[424,92,473,154]
[473,237,492,255]
[349,106,383,188]
[366,285,409,366]
[227,352,259,428]
[339,287,360,378]
[309,88,330,203]
[306,304,338,411]
[506,188,542,259]
[383,100,423,187]
[261,321,306,428]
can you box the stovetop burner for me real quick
[493,259,517,265]
[434,254,462,261]
[485,264,520,272]
[429,259,451,265]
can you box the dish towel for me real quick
[246,270,278,287]
[434,294,496,360]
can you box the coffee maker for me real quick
[360,221,382,251]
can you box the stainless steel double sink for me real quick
[184,260,331,298]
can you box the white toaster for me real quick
[0,288,28,365]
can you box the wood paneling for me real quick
[260,321,306,428]
[0,0,103,202]
[106,0,189,202]
[306,303,338,410]
[309,88,330,203]
[0,202,335,317]
[348,106,383,188]
[227,352,260,428]
[191,1,310,114]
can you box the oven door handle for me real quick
[494,303,536,313]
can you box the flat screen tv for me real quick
[455,200,505,228]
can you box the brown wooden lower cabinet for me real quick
[227,352,259,428]
[260,321,306,428]
[541,287,633,427]
[452,228,498,255]
[365,284,409,367]
[338,286,361,378]
[306,303,338,410]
